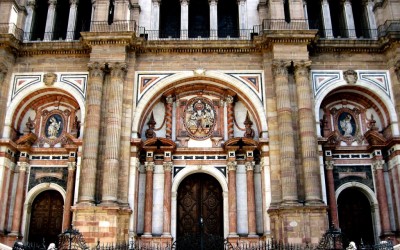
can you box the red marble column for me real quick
[227,161,238,237]
[162,161,172,237]
[325,160,339,228]
[373,160,391,235]
[10,162,28,235]
[246,161,257,236]
[63,162,76,231]
[143,161,154,236]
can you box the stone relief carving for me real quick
[43,72,57,86]
[343,70,358,85]
[184,97,216,140]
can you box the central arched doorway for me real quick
[177,173,223,238]
[28,190,64,244]
[337,188,375,245]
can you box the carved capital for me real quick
[245,161,255,171]
[88,62,105,78]
[373,160,385,170]
[18,162,29,172]
[166,95,174,104]
[68,162,76,171]
[109,62,127,79]
[227,161,237,171]
[325,161,335,170]
[226,95,234,104]
[145,161,154,172]
[163,162,173,172]
[48,0,57,6]
[26,0,36,7]
[70,0,79,5]
[294,60,311,81]
[272,60,290,78]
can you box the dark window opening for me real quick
[159,0,181,38]
[75,0,92,39]
[284,0,291,23]
[53,0,69,40]
[31,0,48,40]
[329,0,347,38]
[217,0,238,37]
[306,0,323,35]
[189,0,209,38]
[352,0,370,38]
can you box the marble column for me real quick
[227,96,234,139]
[321,0,333,38]
[63,162,76,231]
[162,162,172,237]
[165,96,173,139]
[246,161,257,236]
[10,162,28,235]
[143,161,154,236]
[102,62,127,204]
[150,0,160,39]
[66,0,79,40]
[209,0,218,38]
[238,0,247,32]
[273,60,298,204]
[227,161,238,237]
[0,161,12,232]
[180,0,189,39]
[78,62,105,204]
[44,0,57,41]
[342,0,356,38]
[373,160,391,235]
[294,60,322,204]
[325,160,339,228]
[364,0,377,38]
[23,0,36,41]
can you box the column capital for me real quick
[293,60,311,75]
[227,161,237,171]
[68,162,76,171]
[26,0,36,7]
[226,95,234,104]
[109,62,127,79]
[272,60,291,78]
[166,95,174,104]
[163,162,173,172]
[245,161,255,171]
[180,0,189,4]
[17,162,29,172]
[145,161,154,171]
[373,160,385,170]
[325,160,335,170]
[70,0,79,4]
[48,0,57,6]
[88,62,105,78]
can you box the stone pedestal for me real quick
[72,206,131,245]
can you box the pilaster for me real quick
[10,162,28,236]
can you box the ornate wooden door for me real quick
[29,190,64,245]
[177,173,223,237]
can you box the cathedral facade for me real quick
[0,0,399,247]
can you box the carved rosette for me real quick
[183,97,216,140]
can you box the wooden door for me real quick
[28,190,64,245]
[177,173,223,237]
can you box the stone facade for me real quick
[0,0,399,248]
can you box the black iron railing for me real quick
[139,28,255,40]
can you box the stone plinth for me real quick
[71,205,131,245]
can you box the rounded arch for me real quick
[4,81,86,138]
[132,71,268,139]
[315,81,399,136]
[21,183,66,242]
[171,166,229,239]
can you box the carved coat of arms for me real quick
[183,97,216,140]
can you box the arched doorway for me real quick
[177,173,223,237]
[28,190,64,244]
[337,188,375,245]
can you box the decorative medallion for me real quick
[343,70,358,85]
[45,114,63,139]
[184,97,216,140]
[338,112,356,137]
[43,72,57,86]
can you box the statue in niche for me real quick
[43,72,57,86]
[243,111,255,139]
[46,115,62,139]
[145,112,156,139]
[368,114,377,131]
[24,117,35,134]
[339,112,355,137]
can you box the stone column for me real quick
[238,0,247,35]
[273,60,298,204]
[63,162,76,231]
[165,96,173,139]
[23,0,36,41]
[78,62,105,204]
[342,0,356,38]
[10,162,28,235]
[66,0,79,41]
[227,96,234,139]
[162,161,172,237]
[373,160,391,235]
[325,160,339,228]
[150,0,160,39]
[260,157,271,235]
[180,0,189,39]
[227,161,238,237]
[321,0,333,38]
[0,63,7,86]
[294,60,322,204]
[364,0,377,38]
[209,0,218,38]
[102,62,127,204]
[246,161,257,236]
[143,161,154,236]
[44,0,57,41]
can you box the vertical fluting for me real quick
[374,160,391,234]
[273,60,298,203]
[102,62,127,203]
[78,62,104,204]
[294,61,322,203]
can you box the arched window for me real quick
[189,0,209,38]
[159,0,181,38]
[31,0,48,40]
[217,0,238,37]
[306,0,323,33]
